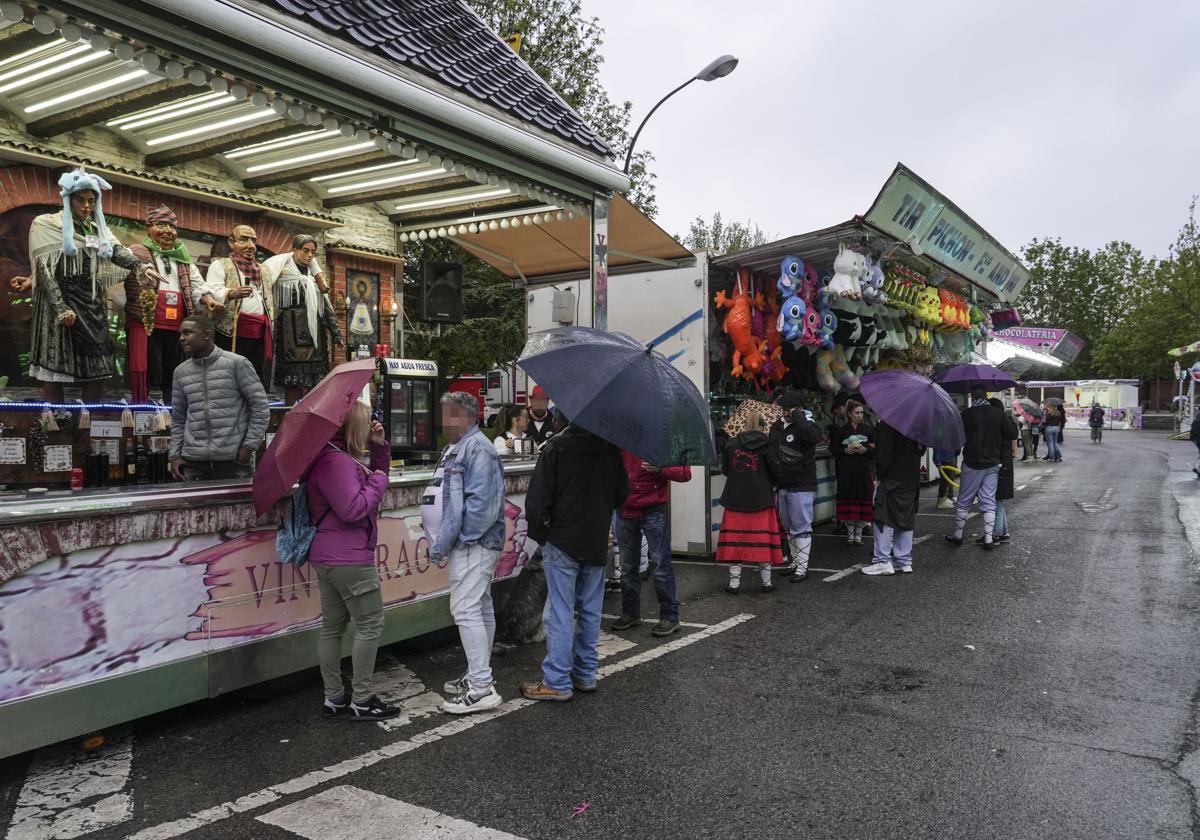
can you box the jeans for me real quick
[615,506,678,621]
[181,460,252,482]
[541,542,605,692]
[1045,426,1061,460]
[447,542,500,690]
[873,524,913,568]
[995,502,1008,537]
[315,564,385,703]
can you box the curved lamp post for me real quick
[622,54,739,174]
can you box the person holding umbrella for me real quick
[861,419,925,575]
[945,385,1008,550]
[305,399,398,721]
[717,409,784,593]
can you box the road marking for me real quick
[823,564,864,582]
[259,785,524,839]
[1078,487,1117,514]
[126,614,754,840]
[601,612,709,630]
[1031,476,1042,481]
[913,535,931,545]
[372,657,445,733]
[596,631,638,658]
[1016,485,1027,491]
[8,726,134,840]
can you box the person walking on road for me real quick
[428,392,507,715]
[307,399,398,721]
[520,416,628,702]
[830,400,875,546]
[170,314,269,482]
[1089,403,1105,443]
[861,420,925,575]
[769,394,823,581]
[611,452,691,636]
[717,410,783,593]
[1190,414,1200,477]
[946,385,1008,551]
[1043,404,1064,462]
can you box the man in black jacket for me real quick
[862,420,924,575]
[770,394,824,581]
[520,420,629,702]
[946,385,1007,551]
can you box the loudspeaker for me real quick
[420,262,463,323]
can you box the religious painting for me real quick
[346,269,380,360]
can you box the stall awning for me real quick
[986,337,1063,379]
[442,194,694,283]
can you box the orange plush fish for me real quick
[714,269,764,379]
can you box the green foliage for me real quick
[681,212,770,256]
[400,239,525,382]
[467,0,657,216]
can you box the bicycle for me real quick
[1090,425,1102,443]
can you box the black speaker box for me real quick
[420,262,463,323]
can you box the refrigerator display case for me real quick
[379,358,440,459]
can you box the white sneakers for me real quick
[937,498,955,509]
[861,561,896,576]
[442,684,502,715]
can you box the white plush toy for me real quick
[827,244,864,299]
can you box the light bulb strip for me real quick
[24,68,149,113]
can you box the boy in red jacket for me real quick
[610,451,692,636]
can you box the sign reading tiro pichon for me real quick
[864,164,1030,303]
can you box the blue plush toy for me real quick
[778,255,804,299]
[817,293,838,349]
[778,292,806,341]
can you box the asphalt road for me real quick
[3,429,1200,840]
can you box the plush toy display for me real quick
[714,271,765,380]
[826,244,864,299]
[778,292,806,341]
[860,256,887,305]
[817,298,838,349]
[801,263,820,308]
[800,307,823,348]
[778,256,804,299]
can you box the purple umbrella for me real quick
[933,363,1018,393]
[859,370,965,450]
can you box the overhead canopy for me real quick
[986,337,1062,378]
[445,194,694,283]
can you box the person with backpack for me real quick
[305,399,397,721]
[769,394,823,582]
[1089,403,1105,443]
[717,410,783,593]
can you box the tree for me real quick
[1017,238,1153,377]
[681,212,770,255]
[399,239,526,383]
[468,0,657,216]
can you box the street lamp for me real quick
[622,54,739,174]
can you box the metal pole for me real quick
[623,78,694,173]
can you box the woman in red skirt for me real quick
[717,410,783,593]
[830,400,876,546]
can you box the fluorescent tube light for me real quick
[145,109,272,146]
[243,140,376,173]
[24,69,150,113]
[394,188,510,212]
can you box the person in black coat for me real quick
[717,410,783,593]
[861,420,924,575]
[770,394,824,581]
[830,400,876,546]
[977,400,1020,544]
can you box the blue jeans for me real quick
[541,543,606,692]
[615,506,678,621]
[1045,426,1061,460]
[994,502,1008,537]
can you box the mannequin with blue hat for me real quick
[28,166,156,402]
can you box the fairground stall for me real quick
[518,163,1031,555]
[1025,379,1143,430]
[0,0,628,758]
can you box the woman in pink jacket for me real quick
[306,400,397,721]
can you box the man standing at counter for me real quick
[169,314,269,482]
[525,386,557,449]
[197,225,272,386]
[428,392,507,715]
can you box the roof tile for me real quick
[257,0,611,157]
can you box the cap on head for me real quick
[147,205,177,226]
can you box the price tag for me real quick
[0,438,26,464]
[89,420,122,439]
[42,445,72,472]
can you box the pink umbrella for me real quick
[252,358,378,516]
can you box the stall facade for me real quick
[0,0,629,757]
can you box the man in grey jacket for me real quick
[170,314,269,482]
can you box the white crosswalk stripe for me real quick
[371,656,445,732]
[259,785,527,839]
[7,726,134,840]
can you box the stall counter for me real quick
[0,458,539,759]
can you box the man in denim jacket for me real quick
[430,391,506,714]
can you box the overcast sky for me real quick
[581,0,1200,259]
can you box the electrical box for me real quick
[552,289,576,324]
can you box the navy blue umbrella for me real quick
[517,327,717,466]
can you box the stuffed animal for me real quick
[842,433,869,447]
[778,256,804,299]
[815,350,838,392]
[827,244,864,299]
[861,256,886,305]
[831,311,862,347]
[800,308,822,348]
[816,296,838,349]
[778,292,807,341]
[917,286,942,326]
[829,346,860,391]
[801,263,820,308]
[714,270,765,379]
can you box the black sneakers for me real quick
[346,695,400,721]
[651,619,680,637]
[611,614,642,632]
[945,535,963,547]
[322,694,349,718]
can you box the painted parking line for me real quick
[822,564,864,582]
[127,614,755,840]
[260,785,525,839]
[1016,485,1028,491]
[600,613,709,630]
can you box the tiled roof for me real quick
[266,0,613,158]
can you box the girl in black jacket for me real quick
[717,410,782,593]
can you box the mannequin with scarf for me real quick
[261,234,342,404]
[28,167,157,402]
[197,224,271,387]
[125,205,201,403]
